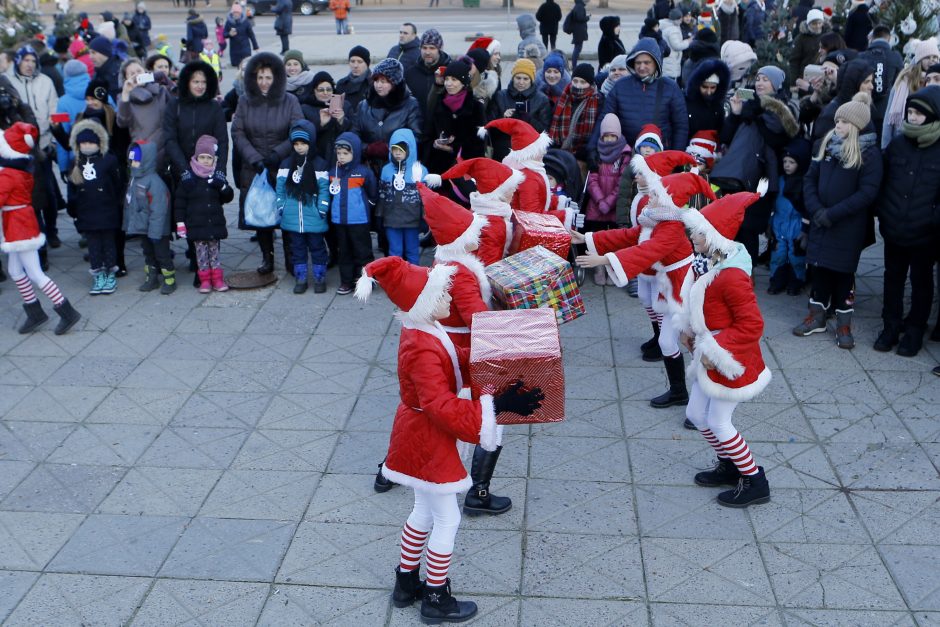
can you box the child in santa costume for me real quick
[356,256,542,623]
[1,122,82,335]
[676,187,772,507]
[426,157,524,267]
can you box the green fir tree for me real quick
[870,0,939,53]
[0,1,44,49]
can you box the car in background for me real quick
[246,0,328,16]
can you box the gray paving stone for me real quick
[0,421,76,462]
[46,423,159,466]
[0,512,85,570]
[161,518,295,582]
[879,545,940,611]
[0,384,31,418]
[526,479,636,536]
[781,608,916,626]
[0,570,39,623]
[299,333,384,364]
[47,514,187,576]
[634,484,754,540]
[48,355,139,387]
[258,393,356,431]
[170,391,273,429]
[277,521,399,587]
[521,598,648,627]
[224,333,311,361]
[151,332,241,360]
[281,360,372,395]
[199,470,319,520]
[326,430,396,475]
[131,579,269,626]
[850,491,940,545]
[651,603,781,626]
[824,441,940,490]
[529,435,631,482]
[85,388,191,426]
[531,397,623,439]
[0,460,34,501]
[1,463,125,513]
[0,355,70,386]
[344,393,399,432]
[121,358,215,390]
[97,467,222,517]
[747,489,869,544]
[137,427,250,469]
[3,573,150,627]
[257,584,391,626]
[304,472,411,526]
[232,429,339,472]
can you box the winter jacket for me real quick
[273,0,293,35]
[844,3,873,52]
[590,38,689,152]
[175,170,234,240]
[585,143,630,222]
[772,172,807,244]
[231,52,303,188]
[93,55,122,102]
[517,14,547,60]
[378,128,427,229]
[804,137,883,273]
[224,15,259,68]
[4,68,57,150]
[117,81,172,168]
[717,1,740,45]
[536,0,562,36]
[329,132,377,225]
[308,97,353,167]
[811,58,876,150]
[426,90,486,173]
[568,0,590,44]
[164,61,228,177]
[388,38,420,70]
[276,136,330,234]
[37,52,64,98]
[186,15,209,55]
[660,19,691,79]
[598,17,627,69]
[639,24,671,61]
[680,30,721,87]
[487,84,553,161]
[743,0,765,47]
[124,141,171,239]
[789,21,828,80]
[132,10,152,48]
[405,51,451,119]
[859,40,904,128]
[55,71,90,172]
[685,57,730,137]
[335,70,372,117]
[352,80,424,146]
[878,90,940,247]
[67,120,122,232]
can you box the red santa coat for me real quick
[509,167,575,228]
[434,255,491,354]
[586,218,693,314]
[678,255,771,402]
[382,321,499,493]
[0,165,45,253]
[476,214,510,266]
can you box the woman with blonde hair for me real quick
[882,38,940,147]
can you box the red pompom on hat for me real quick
[686,130,720,168]
[355,256,457,323]
[683,180,769,254]
[418,184,489,255]
[633,150,698,178]
[435,157,524,199]
[657,172,718,208]
[478,118,552,162]
[0,122,38,158]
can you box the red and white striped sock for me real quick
[14,276,37,303]
[644,306,657,323]
[425,548,451,587]
[399,523,429,573]
[699,428,725,456]
[721,433,758,476]
[40,280,65,306]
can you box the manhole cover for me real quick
[225,271,278,289]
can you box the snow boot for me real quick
[835,309,854,349]
[694,457,741,487]
[312,264,327,293]
[139,265,159,292]
[293,264,308,294]
[18,300,49,334]
[197,270,212,293]
[650,354,688,408]
[100,272,117,295]
[897,325,925,357]
[641,320,663,362]
[463,445,511,515]
[873,320,902,352]
[53,299,81,335]
[392,566,425,608]
[90,270,105,295]
[160,269,177,295]
[210,268,229,292]
[374,461,396,493]
[792,300,827,336]
[420,579,477,625]
[717,467,770,508]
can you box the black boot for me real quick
[650,354,688,408]
[897,326,925,357]
[374,461,396,493]
[717,467,770,508]
[392,566,425,608]
[873,320,902,352]
[18,300,49,334]
[52,299,81,335]
[420,579,477,624]
[641,321,663,362]
[257,230,275,275]
[694,457,741,487]
[0,258,7,282]
[463,445,511,515]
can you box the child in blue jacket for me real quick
[378,128,427,265]
[277,120,331,294]
[329,131,377,295]
[769,138,811,296]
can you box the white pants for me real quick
[6,250,51,287]
[637,274,656,310]
[684,380,739,442]
[658,309,680,358]
[407,488,461,556]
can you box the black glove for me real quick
[494,381,544,417]
[207,173,226,189]
[586,149,599,173]
[253,160,265,174]
[812,209,832,229]
[263,154,281,171]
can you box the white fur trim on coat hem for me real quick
[1,233,45,253]
[478,394,500,451]
[696,366,772,402]
[381,465,473,494]
[604,253,629,287]
[695,331,745,380]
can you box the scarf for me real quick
[826,131,876,164]
[692,253,710,277]
[443,89,468,112]
[902,120,940,147]
[598,135,627,163]
[286,70,316,92]
[284,152,319,205]
[549,86,599,154]
[190,155,215,178]
[637,203,685,228]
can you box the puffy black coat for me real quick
[174,171,235,241]
[273,0,293,35]
[335,70,372,116]
[224,15,259,68]
[877,87,940,247]
[186,15,208,55]
[487,83,553,161]
[164,61,229,177]
[680,29,720,87]
[598,17,626,68]
[67,121,123,232]
[405,51,452,120]
[859,40,904,126]
[568,0,590,44]
[351,81,424,145]
[805,138,883,273]
[844,4,872,52]
[388,39,421,70]
[425,90,486,174]
[536,0,562,35]
[811,58,875,149]
[685,57,730,137]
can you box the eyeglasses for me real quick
[316,86,333,93]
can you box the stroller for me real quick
[544,149,586,286]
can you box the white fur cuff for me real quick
[604,253,629,287]
[479,394,500,451]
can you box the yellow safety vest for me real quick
[199,51,221,77]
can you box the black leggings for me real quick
[542,33,557,49]
[811,266,854,311]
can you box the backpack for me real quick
[562,10,573,34]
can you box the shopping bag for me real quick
[244,171,280,227]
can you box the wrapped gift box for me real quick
[470,309,565,425]
[509,210,571,259]
[486,245,586,324]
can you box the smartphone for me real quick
[736,88,755,101]
[514,101,526,112]
[136,72,155,85]
[50,112,70,124]
[329,93,344,113]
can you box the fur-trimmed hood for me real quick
[759,94,799,138]
[244,51,287,103]
[178,59,220,102]
[686,57,730,103]
[68,118,111,155]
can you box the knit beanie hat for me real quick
[572,63,596,84]
[88,36,112,57]
[927,63,940,77]
[608,54,628,70]
[635,124,664,152]
[290,126,311,143]
[348,45,371,65]
[76,127,100,145]
[757,65,785,92]
[835,92,872,130]
[312,70,334,90]
[421,28,444,50]
[53,36,70,54]
[914,39,940,65]
[466,48,491,74]
[97,21,116,41]
[511,58,536,82]
[128,144,143,162]
[907,92,939,124]
[64,59,87,78]
[372,57,404,85]
[85,78,110,104]
[669,7,682,20]
[13,45,38,69]
[443,60,472,87]
[283,49,306,69]
[599,113,621,136]
[543,51,565,72]
[194,134,217,157]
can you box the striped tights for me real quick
[399,488,461,587]
[7,250,64,306]
[685,381,758,476]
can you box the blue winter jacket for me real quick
[588,38,688,153]
[55,71,90,173]
[277,120,330,233]
[329,132,377,226]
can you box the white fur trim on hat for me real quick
[681,210,738,255]
[404,263,458,324]
[478,394,501,451]
[354,268,377,302]
[380,464,472,494]
[0,133,29,160]
[505,132,552,164]
[435,212,488,258]
[488,167,524,201]
[433,251,492,305]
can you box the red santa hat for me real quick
[418,184,489,256]
[682,180,768,254]
[633,150,699,178]
[0,122,38,159]
[468,36,493,52]
[686,130,720,168]
[355,256,457,324]
[634,124,664,152]
[428,157,524,200]
[478,118,552,162]
[656,172,718,208]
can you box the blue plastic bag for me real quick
[244,171,280,227]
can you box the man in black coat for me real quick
[404,29,450,123]
[859,25,903,138]
[273,0,293,54]
[388,23,421,69]
[535,0,562,50]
